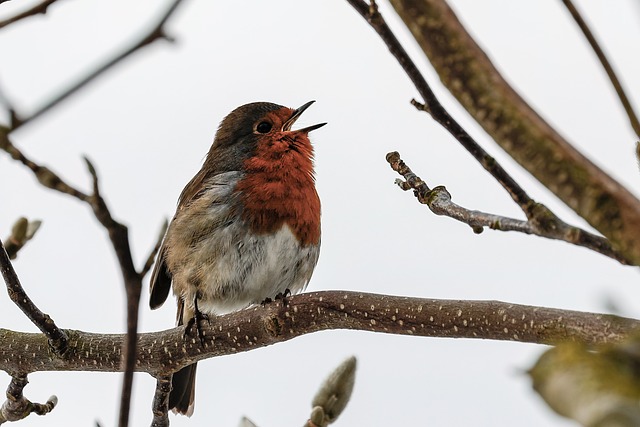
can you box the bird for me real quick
[149,101,325,416]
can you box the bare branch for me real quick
[385,0,640,264]
[0,0,62,30]
[0,375,57,424]
[386,151,633,265]
[9,0,187,131]
[0,235,68,355]
[561,0,640,138]
[0,130,89,201]
[2,218,41,260]
[344,3,536,220]
[150,376,171,427]
[0,292,638,376]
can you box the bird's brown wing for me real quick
[149,246,172,309]
[148,167,209,310]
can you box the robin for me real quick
[149,101,325,416]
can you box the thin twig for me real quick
[150,376,171,427]
[9,0,187,131]
[386,151,632,265]
[82,158,143,427]
[345,1,537,220]
[0,131,89,200]
[0,237,68,354]
[0,375,57,423]
[561,0,640,138]
[0,0,61,30]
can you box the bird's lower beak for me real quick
[282,100,327,133]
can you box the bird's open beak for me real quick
[282,100,327,133]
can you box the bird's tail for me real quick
[169,362,197,416]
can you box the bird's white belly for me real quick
[188,223,318,315]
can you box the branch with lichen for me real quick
[386,151,632,265]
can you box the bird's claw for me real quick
[185,299,210,346]
[262,289,292,307]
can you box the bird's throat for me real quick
[235,136,320,246]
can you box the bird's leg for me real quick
[185,295,209,346]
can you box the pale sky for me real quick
[1,1,639,426]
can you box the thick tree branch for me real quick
[386,151,632,265]
[560,0,640,138]
[0,291,638,376]
[0,0,62,30]
[8,0,186,131]
[0,236,68,356]
[384,0,640,264]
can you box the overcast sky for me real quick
[1,1,639,426]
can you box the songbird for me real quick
[149,101,325,415]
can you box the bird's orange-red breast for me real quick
[149,101,325,416]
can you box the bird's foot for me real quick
[185,298,210,346]
[261,289,292,307]
[274,288,292,307]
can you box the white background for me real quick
[1,1,639,426]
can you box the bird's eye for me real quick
[256,121,272,134]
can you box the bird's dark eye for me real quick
[256,121,272,133]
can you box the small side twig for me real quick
[0,375,57,424]
[0,235,68,354]
[150,376,171,427]
[9,0,187,131]
[346,1,537,220]
[0,132,89,201]
[561,0,640,138]
[2,218,41,260]
[0,0,62,30]
[386,151,632,265]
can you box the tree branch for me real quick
[0,375,57,424]
[560,0,640,138]
[0,235,68,356]
[384,0,640,264]
[386,151,632,265]
[0,291,637,376]
[150,376,170,427]
[346,1,537,220]
[0,0,62,30]
[8,0,187,131]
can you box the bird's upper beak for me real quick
[282,100,327,133]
